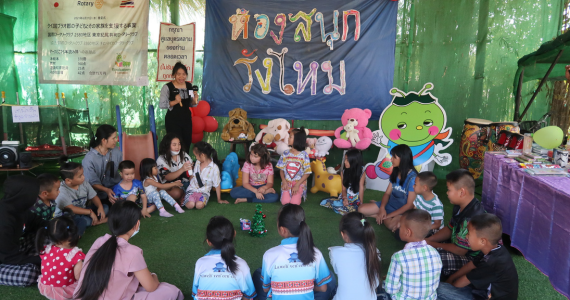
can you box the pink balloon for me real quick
[203,116,218,132]
[192,117,205,133]
[195,101,211,117]
[192,132,204,143]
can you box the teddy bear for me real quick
[333,108,372,150]
[221,108,256,141]
[253,118,291,155]
[344,123,360,147]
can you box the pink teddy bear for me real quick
[334,108,373,150]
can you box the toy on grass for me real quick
[310,159,342,197]
[315,136,333,157]
[240,218,251,231]
[190,101,219,143]
[223,152,240,186]
[221,171,234,190]
[253,118,291,155]
[221,108,256,141]
[334,108,373,150]
[249,204,267,237]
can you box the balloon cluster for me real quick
[190,101,218,143]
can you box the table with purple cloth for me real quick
[482,152,570,298]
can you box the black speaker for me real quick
[0,146,18,168]
[19,151,32,169]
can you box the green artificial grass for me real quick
[0,177,565,300]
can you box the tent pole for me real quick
[403,0,415,92]
[170,0,179,26]
[518,49,564,123]
[514,68,524,121]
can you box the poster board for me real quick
[38,0,149,86]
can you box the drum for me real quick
[488,122,520,151]
[460,118,492,179]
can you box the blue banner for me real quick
[203,0,397,120]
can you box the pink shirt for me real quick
[75,234,147,300]
[242,162,274,186]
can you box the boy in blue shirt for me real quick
[113,160,153,218]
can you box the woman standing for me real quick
[159,61,198,152]
[82,124,122,205]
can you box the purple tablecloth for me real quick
[482,153,570,298]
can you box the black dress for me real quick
[164,81,193,151]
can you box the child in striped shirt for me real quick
[412,172,444,236]
[384,209,442,300]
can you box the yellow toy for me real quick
[310,159,342,197]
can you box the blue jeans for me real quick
[252,268,337,300]
[72,204,109,236]
[230,185,279,203]
[436,282,472,300]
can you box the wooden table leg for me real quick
[243,142,250,159]
[230,143,237,154]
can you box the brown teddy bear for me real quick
[221,108,256,141]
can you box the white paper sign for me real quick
[38,0,149,86]
[12,106,40,123]
[156,22,196,82]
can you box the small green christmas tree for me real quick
[250,204,267,237]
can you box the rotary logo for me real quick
[95,0,104,9]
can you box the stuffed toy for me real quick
[253,118,291,155]
[344,123,360,147]
[334,108,373,150]
[315,136,333,157]
[222,152,240,186]
[221,108,256,141]
[221,171,234,190]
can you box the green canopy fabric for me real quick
[513,30,570,92]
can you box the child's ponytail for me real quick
[75,201,141,300]
[278,204,316,265]
[339,212,381,292]
[220,238,238,274]
[194,141,222,171]
[206,216,239,274]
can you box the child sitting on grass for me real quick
[192,216,256,299]
[55,157,108,237]
[113,160,152,218]
[329,212,381,300]
[384,209,442,300]
[426,169,485,277]
[410,171,444,236]
[36,216,85,300]
[184,141,228,209]
[30,173,61,222]
[359,144,417,230]
[231,143,278,204]
[321,149,366,215]
[437,213,519,300]
[140,158,185,217]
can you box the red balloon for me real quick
[203,116,218,132]
[192,117,205,133]
[192,132,204,143]
[195,101,211,117]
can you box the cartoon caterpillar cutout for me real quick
[367,83,454,180]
